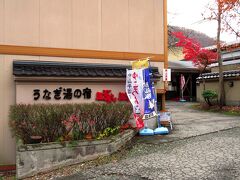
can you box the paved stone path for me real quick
[136,102,240,144]
[57,102,240,180]
[169,102,240,137]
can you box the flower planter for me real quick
[17,129,136,179]
[30,136,42,144]
[85,133,93,140]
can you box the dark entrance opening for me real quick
[166,60,200,102]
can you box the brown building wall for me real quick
[0,56,164,164]
[211,64,240,72]
[0,0,167,164]
[0,0,164,54]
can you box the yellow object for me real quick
[131,59,149,69]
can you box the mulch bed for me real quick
[192,103,240,116]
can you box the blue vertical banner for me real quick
[143,68,157,119]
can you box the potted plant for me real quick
[85,132,92,140]
[83,119,96,140]
[30,135,42,144]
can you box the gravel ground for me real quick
[57,127,240,180]
[25,127,240,180]
[23,102,240,180]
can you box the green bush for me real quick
[202,90,218,106]
[9,102,132,144]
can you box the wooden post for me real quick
[157,89,166,111]
[163,0,168,111]
[162,89,166,111]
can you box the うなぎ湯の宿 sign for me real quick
[16,83,127,104]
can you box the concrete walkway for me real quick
[136,101,240,144]
[54,102,240,180]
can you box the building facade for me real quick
[0,0,168,164]
[196,42,240,105]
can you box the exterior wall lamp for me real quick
[228,81,234,87]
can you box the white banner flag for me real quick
[126,69,144,115]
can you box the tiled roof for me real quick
[13,61,161,79]
[210,59,240,67]
[205,40,240,51]
[197,70,240,80]
[168,60,199,73]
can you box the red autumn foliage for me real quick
[172,32,218,72]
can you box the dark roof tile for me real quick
[197,70,240,80]
[13,61,161,79]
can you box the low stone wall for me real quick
[17,129,135,179]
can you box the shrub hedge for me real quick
[202,90,218,106]
[9,103,132,144]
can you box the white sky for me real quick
[168,0,238,43]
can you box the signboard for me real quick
[163,68,171,81]
[33,87,92,101]
[126,69,144,115]
[33,87,129,103]
[16,83,126,104]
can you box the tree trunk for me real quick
[203,78,206,91]
[201,64,208,91]
[217,1,225,108]
[199,69,206,91]
[189,74,193,101]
